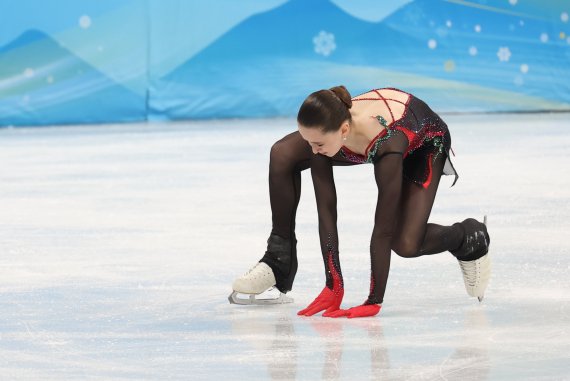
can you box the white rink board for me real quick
[0,114,569,380]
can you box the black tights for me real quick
[267,131,464,302]
[393,150,463,258]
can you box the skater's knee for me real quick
[270,140,293,170]
[392,237,421,258]
[270,133,311,172]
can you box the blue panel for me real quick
[0,0,569,126]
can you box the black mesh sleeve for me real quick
[310,153,343,290]
[366,131,408,304]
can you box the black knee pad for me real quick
[259,233,298,293]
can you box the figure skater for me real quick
[229,86,490,318]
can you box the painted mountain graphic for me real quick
[152,0,569,119]
[152,0,425,119]
[173,0,420,66]
[0,29,145,126]
[0,29,47,54]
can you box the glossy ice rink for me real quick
[1,114,569,380]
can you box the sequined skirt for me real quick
[396,96,459,188]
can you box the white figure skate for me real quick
[228,262,293,305]
[457,215,491,302]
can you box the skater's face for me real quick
[298,122,349,157]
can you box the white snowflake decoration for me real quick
[469,46,478,56]
[313,31,336,57]
[497,47,511,62]
[520,64,529,74]
[79,15,92,29]
[540,33,549,43]
[561,12,568,22]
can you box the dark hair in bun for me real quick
[329,85,352,109]
[297,85,352,133]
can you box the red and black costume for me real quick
[340,88,458,188]
[260,88,486,315]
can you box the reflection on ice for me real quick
[441,308,491,381]
[229,306,492,381]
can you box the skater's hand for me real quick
[298,286,344,316]
[324,303,381,318]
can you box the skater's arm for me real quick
[310,153,340,267]
[365,131,408,305]
[367,152,403,304]
[298,153,344,317]
[324,151,403,319]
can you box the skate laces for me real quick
[459,259,480,287]
[460,254,490,287]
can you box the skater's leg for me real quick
[391,153,454,258]
[234,131,313,296]
[269,131,312,239]
[391,150,488,259]
[263,131,314,292]
[390,153,491,300]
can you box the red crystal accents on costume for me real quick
[327,250,343,294]
[423,152,434,189]
[393,126,416,156]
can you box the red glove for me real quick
[298,286,344,316]
[299,250,344,316]
[324,303,381,318]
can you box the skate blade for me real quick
[475,215,489,304]
[228,287,293,305]
[481,214,488,303]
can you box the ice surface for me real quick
[0,114,569,380]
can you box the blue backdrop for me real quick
[1,0,569,126]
